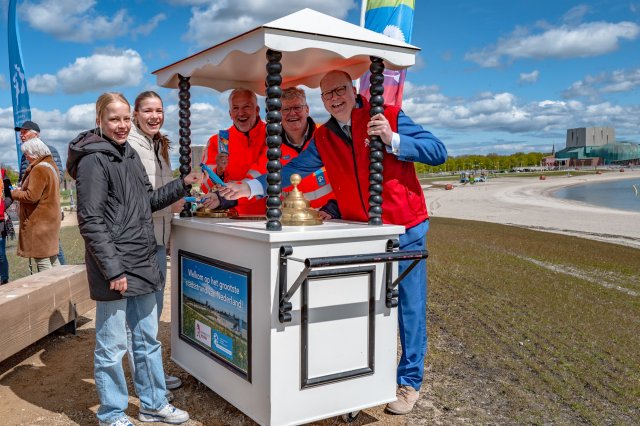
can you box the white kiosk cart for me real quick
[153,9,426,425]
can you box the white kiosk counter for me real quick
[154,8,427,425]
[171,218,406,425]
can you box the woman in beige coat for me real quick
[11,137,61,272]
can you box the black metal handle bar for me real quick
[278,242,428,323]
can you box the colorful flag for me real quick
[8,0,32,168]
[359,0,415,108]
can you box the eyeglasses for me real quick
[321,85,347,100]
[282,105,306,114]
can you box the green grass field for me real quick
[5,219,638,423]
[6,225,84,280]
[424,217,639,424]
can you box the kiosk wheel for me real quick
[341,411,360,423]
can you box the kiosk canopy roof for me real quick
[153,8,420,95]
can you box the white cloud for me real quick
[20,0,131,42]
[56,49,145,94]
[28,74,58,94]
[519,70,539,84]
[23,49,146,96]
[131,13,167,39]
[0,105,91,167]
[562,5,591,25]
[0,74,7,89]
[399,81,640,149]
[65,103,96,129]
[562,68,640,99]
[162,101,228,166]
[465,20,639,67]
[184,0,357,46]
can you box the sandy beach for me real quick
[425,170,640,248]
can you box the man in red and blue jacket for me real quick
[221,70,447,415]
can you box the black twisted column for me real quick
[178,74,193,217]
[368,57,385,226]
[265,50,283,231]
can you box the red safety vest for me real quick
[314,98,428,229]
[202,120,267,215]
[0,169,5,219]
[255,118,334,208]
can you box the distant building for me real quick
[554,127,639,167]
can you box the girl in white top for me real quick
[127,91,184,391]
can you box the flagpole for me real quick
[355,1,368,91]
[360,0,367,26]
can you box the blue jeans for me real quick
[126,245,167,376]
[0,236,8,283]
[94,292,168,423]
[57,239,66,265]
[396,219,429,391]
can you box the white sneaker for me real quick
[99,417,134,426]
[139,403,189,424]
[165,374,182,390]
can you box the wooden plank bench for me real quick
[0,265,94,363]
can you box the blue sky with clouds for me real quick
[0,0,638,168]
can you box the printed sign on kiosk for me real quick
[178,250,252,381]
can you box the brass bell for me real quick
[280,174,323,226]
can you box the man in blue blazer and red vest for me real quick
[220,70,447,415]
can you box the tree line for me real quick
[415,151,550,174]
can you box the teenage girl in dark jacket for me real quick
[66,92,198,426]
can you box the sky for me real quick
[0,0,639,169]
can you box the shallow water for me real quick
[553,178,640,212]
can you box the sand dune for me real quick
[425,170,640,248]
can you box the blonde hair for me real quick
[134,91,170,164]
[96,92,130,128]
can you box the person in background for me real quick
[10,138,61,273]
[0,169,11,284]
[215,151,229,182]
[219,70,448,415]
[15,120,66,265]
[128,90,184,392]
[67,92,197,426]
[200,88,267,214]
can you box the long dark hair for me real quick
[134,91,171,164]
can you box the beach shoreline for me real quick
[425,170,640,248]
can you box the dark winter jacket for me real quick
[67,129,188,301]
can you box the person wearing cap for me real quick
[14,120,66,265]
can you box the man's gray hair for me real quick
[282,87,306,103]
[20,137,51,159]
[228,88,258,107]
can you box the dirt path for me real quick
[0,276,427,426]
